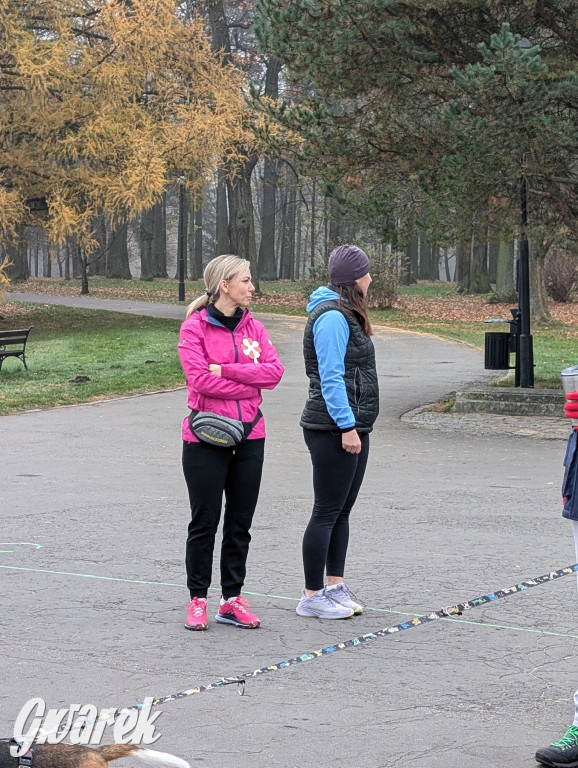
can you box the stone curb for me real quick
[454,386,565,417]
[402,400,570,440]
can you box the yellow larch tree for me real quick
[0,0,248,289]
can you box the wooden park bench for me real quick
[0,326,33,372]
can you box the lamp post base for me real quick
[519,333,534,388]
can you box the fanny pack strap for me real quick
[189,409,263,440]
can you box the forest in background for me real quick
[1,1,577,321]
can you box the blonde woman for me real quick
[178,255,284,631]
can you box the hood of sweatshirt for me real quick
[306,285,340,314]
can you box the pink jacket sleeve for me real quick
[221,322,284,389]
[178,323,259,400]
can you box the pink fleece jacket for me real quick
[178,307,284,442]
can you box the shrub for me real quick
[365,246,403,310]
[302,246,402,310]
[301,262,329,300]
[545,246,578,303]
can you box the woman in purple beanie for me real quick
[296,244,379,619]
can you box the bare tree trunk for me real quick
[495,238,516,302]
[328,198,341,252]
[418,238,430,280]
[215,170,229,256]
[88,214,107,276]
[33,236,38,277]
[191,192,203,280]
[456,242,470,292]
[206,0,259,270]
[280,182,296,280]
[258,59,281,281]
[72,241,83,278]
[178,185,188,280]
[106,221,131,279]
[470,238,492,294]
[488,240,498,284]
[443,249,452,281]
[258,156,278,280]
[529,239,552,324]
[401,239,417,285]
[295,193,302,280]
[226,158,258,266]
[140,208,154,281]
[64,239,71,280]
[153,195,168,278]
[79,244,89,295]
[188,194,195,278]
[419,239,439,281]
[5,227,28,282]
[276,183,286,274]
[310,179,317,273]
[45,240,52,277]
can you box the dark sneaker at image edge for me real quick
[536,726,578,767]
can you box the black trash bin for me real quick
[484,331,510,370]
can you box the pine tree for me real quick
[254,0,578,306]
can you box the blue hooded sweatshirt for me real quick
[306,286,356,431]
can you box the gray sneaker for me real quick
[296,590,354,619]
[325,583,363,615]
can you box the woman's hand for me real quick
[208,364,222,377]
[342,428,361,454]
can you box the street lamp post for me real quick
[177,176,186,303]
[518,172,534,387]
[515,37,534,388]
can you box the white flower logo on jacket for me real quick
[242,337,261,363]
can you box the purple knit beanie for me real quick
[328,244,370,285]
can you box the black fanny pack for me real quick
[188,409,262,448]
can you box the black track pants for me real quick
[182,438,265,600]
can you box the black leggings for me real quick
[301,428,370,591]
[182,438,264,600]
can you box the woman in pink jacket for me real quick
[178,254,284,632]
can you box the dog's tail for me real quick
[94,744,190,768]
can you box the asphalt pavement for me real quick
[1,292,577,768]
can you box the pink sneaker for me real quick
[185,597,208,631]
[216,596,260,628]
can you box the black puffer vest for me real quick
[300,301,379,432]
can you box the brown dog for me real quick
[0,741,190,768]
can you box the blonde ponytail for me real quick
[185,292,210,318]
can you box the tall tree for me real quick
[152,197,168,278]
[254,1,578,313]
[258,57,282,280]
[0,0,245,288]
[4,228,28,282]
[193,195,203,279]
[206,0,259,268]
[140,209,155,282]
[495,238,516,303]
[106,222,131,279]
[215,170,230,256]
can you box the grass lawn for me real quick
[369,309,576,388]
[0,304,183,414]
